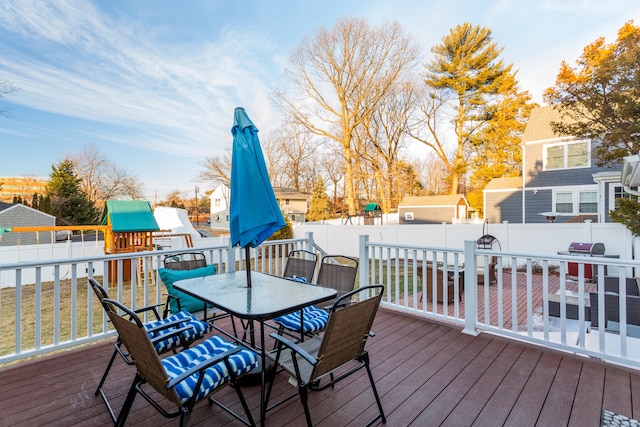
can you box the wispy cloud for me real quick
[0,0,280,157]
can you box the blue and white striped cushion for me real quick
[273,305,329,333]
[144,311,209,354]
[162,335,258,403]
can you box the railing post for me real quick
[227,239,236,273]
[359,235,369,290]
[462,240,479,336]
[305,232,314,252]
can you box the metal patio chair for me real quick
[265,285,386,427]
[101,297,257,427]
[89,277,209,423]
[283,249,318,283]
[271,255,358,341]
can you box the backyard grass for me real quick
[0,275,164,360]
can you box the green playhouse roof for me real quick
[364,203,381,212]
[101,200,160,232]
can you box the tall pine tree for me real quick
[46,159,99,225]
[307,178,332,221]
[421,23,535,196]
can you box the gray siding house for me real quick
[484,106,623,223]
[0,202,56,246]
[398,195,469,224]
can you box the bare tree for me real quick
[198,151,232,188]
[318,150,345,210]
[0,77,18,118]
[412,154,448,195]
[265,123,318,192]
[409,87,456,193]
[359,81,418,213]
[275,17,420,215]
[262,133,287,187]
[71,143,143,210]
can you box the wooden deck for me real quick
[1,306,639,426]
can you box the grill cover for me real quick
[566,242,605,255]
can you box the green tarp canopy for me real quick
[364,203,381,212]
[101,200,160,232]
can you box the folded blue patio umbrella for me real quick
[230,107,285,286]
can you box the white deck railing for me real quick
[3,231,640,370]
[0,236,313,364]
[360,235,640,369]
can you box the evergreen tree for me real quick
[610,198,640,235]
[46,159,99,225]
[39,194,52,215]
[307,178,332,221]
[268,211,292,240]
[421,23,534,194]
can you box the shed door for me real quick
[458,205,467,219]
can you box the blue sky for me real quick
[0,1,638,201]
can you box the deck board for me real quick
[1,308,639,426]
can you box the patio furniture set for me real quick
[416,233,500,303]
[90,250,386,426]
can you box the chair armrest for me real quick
[270,333,317,365]
[132,303,164,320]
[165,346,243,388]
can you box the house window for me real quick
[290,214,296,221]
[544,139,590,170]
[225,214,229,222]
[214,199,221,207]
[284,199,290,206]
[609,184,638,210]
[555,192,573,213]
[546,145,564,170]
[405,212,414,221]
[579,191,597,213]
[553,187,598,215]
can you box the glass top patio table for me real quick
[173,270,337,426]
[172,270,337,320]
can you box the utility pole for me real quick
[194,185,199,226]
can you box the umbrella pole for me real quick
[245,245,252,288]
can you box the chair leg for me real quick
[179,407,191,427]
[95,347,118,395]
[114,374,141,427]
[299,386,313,427]
[95,347,120,423]
[363,353,386,425]
[232,383,256,427]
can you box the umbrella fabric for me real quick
[230,107,285,248]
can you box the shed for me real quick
[0,203,56,246]
[398,195,469,224]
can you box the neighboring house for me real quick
[483,177,523,224]
[273,187,309,223]
[398,195,470,224]
[208,185,309,228]
[484,106,624,224]
[0,202,56,246]
[209,184,231,230]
